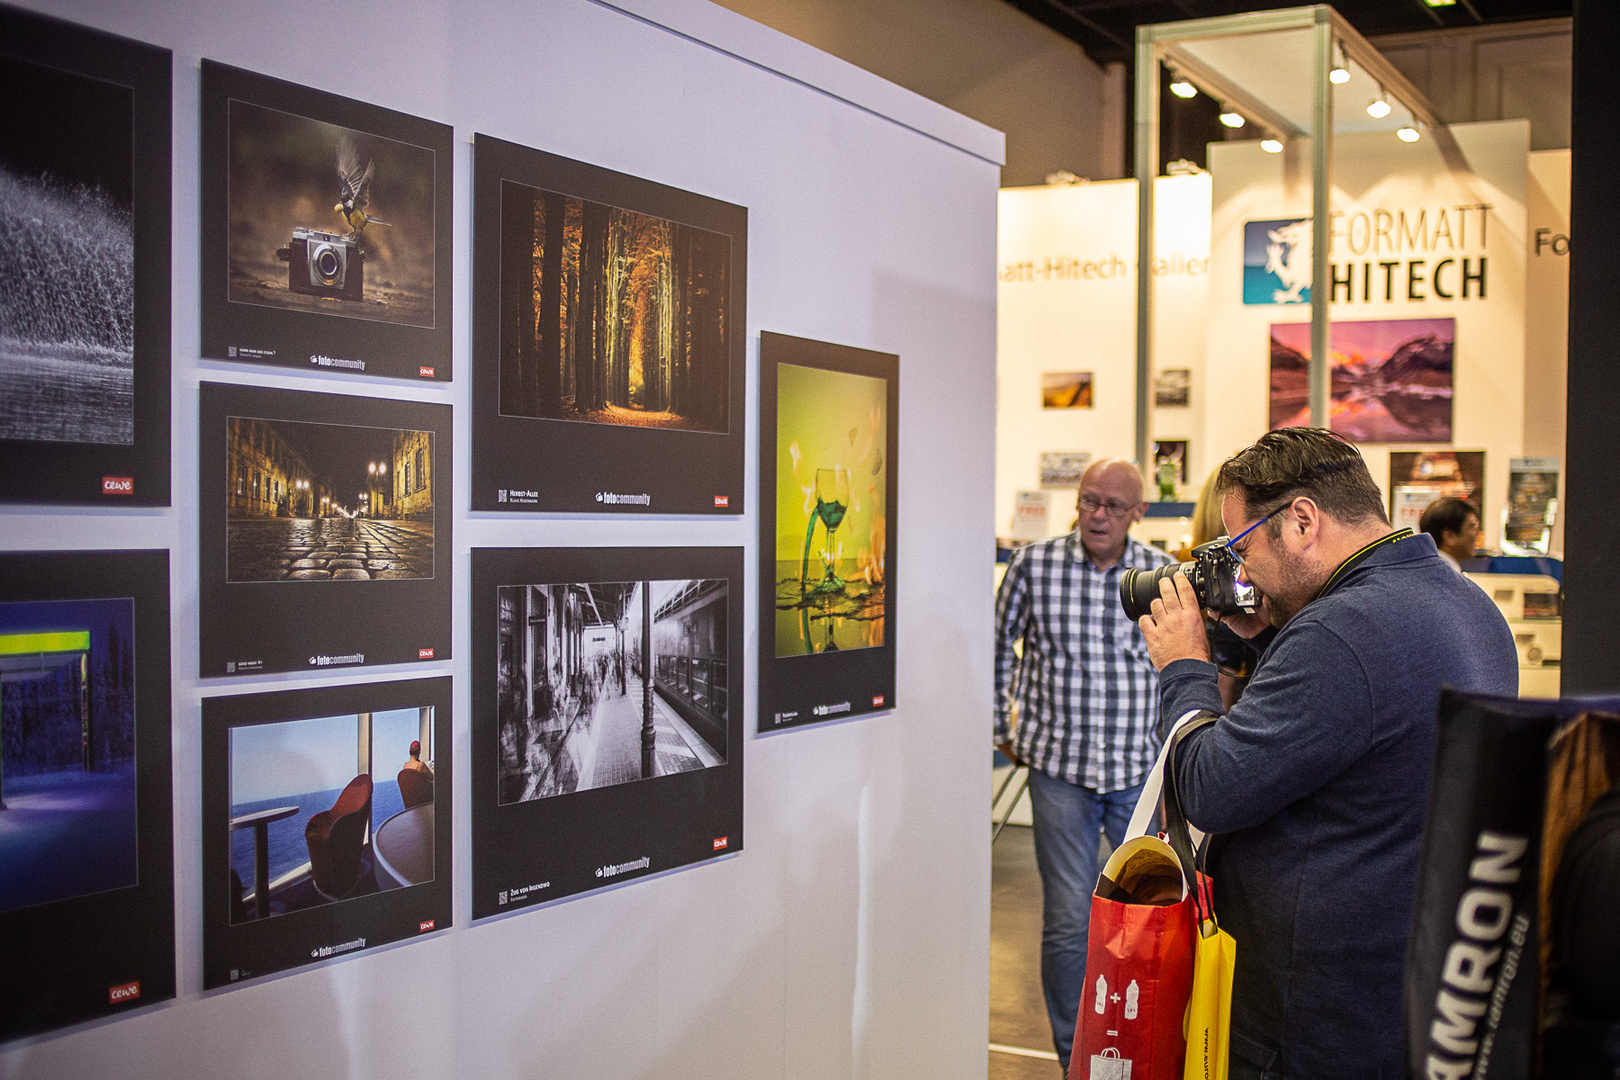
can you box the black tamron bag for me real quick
[1405,690,1620,1080]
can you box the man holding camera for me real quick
[1136,428,1517,1079]
[994,458,1174,1072]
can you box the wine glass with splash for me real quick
[800,465,851,594]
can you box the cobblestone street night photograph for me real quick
[226,415,435,582]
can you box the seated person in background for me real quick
[1418,496,1481,570]
[403,739,432,775]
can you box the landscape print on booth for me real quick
[497,180,730,433]
[0,598,137,914]
[774,363,887,657]
[227,100,436,326]
[225,417,434,582]
[227,707,434,923]
[495,579,728,803]
[0,54,134,445]
[1269,318,1454,442]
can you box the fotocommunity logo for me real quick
[595,856,651,879]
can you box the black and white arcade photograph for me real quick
[199,383,452,677]
[0,8,170,505]
[0,550,173,1041]
[471,548,743,918]
[201,677,451,990]
[470,135,747,514]
[200,60,452,382]
[758,333,898,733]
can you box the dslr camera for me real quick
[1119,538,1259,621]
[278,227,364,301]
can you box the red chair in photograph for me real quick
[397,767,433,809]
[305,774,372,900]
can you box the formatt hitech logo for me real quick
[1243,218,1311,305]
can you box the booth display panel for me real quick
[201,677,452,989]
[200,60,454,382]
[198,382,452,677]
[470,135,747,515]
[758,332,897,731]
[0,550,173,1041]
[0,8,171,506]
[469,546,743,918]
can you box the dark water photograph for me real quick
[495,579,728,805]
[227,707,434,923]
[0,54,134,446]
[498,180,731,433]
[227,100,436,327]
[0,597,138,914]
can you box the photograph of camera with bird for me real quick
[227,100,435,327]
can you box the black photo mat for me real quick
[201,677,452,990]
[198,382,452,677]
[0,8,171,506]
[0,550,174,1041]
[470,134,747,515]
[470,546,743,919]
[200,60,453,382]
[758,333,898,732]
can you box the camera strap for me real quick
[1313,528,1414,602]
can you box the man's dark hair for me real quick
[1217,427,1389,528]
[1418,497,1479,540]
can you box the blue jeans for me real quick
[1027,767,1144,1070]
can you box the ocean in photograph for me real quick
[229,777,404,888]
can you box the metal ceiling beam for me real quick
[1158,41,1307,138]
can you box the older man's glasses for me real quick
[1224,502,1289,565]
[1078,495,1136,518]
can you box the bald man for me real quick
[993,459,1175,1070]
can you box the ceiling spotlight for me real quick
[1329,65,1350,84]
[1169,78,1197,99]
[1424,0,1458,6]
[1219,111,1246,129]
[1397,125,1421,143]
[1260,138,1284,154]
[1366,95,1392,119]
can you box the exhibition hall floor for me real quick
[991,819,1065,1080]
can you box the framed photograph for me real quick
[1039,451,1091,489]
[0,9,170,505]
[200,60,453,381]
[0,550,173,1040]
[470,134,747,514]
[201,677,451,989]
[1270,318,1454,442]
[470,547,743,918]
[1387,450,1485,530]
[758,333,896,731]
[199,382,451,677]
[1154,368,1190,407]
[1041,371,1092,409]
[1153,439,1189,483]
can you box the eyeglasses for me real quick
[1078,495,1137,518]
[1224,501,1289,564]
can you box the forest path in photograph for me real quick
[229,517,432,581]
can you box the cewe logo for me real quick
[872,695,885,707]
[713,495,729,508]
[418,648,435,660]
[418,366,435,378]
[108,980,140,1004]
[102,476,134,495]
[713,836,728,851]
[419,919,435,933]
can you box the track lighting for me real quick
[1219,110,1245,129]
[1169,77,1197,99]
[1396,125,1421,143]
[1260,138,1284,154]
[1366,95,1392,119]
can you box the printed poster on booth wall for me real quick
[758,333,898,732]
[469,547,743,918]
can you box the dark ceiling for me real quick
[1004,0,1573,65]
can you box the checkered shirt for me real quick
[994,533,1175,792]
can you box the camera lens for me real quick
[313,245,342,285]
[1119,562,1197,621]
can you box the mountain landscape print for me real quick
[1270,318,1454,442]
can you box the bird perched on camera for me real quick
[334,135,391,239]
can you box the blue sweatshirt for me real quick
[1158,531,1518,1078]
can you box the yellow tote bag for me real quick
[1183,906,1235,1080]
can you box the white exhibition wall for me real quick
[0,1,1000,1078]
[996,121,1570,556]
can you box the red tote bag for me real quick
[1070,712,1214,1080]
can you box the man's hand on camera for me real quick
[1137,571,1212,670]
[1217,610,1271,641]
